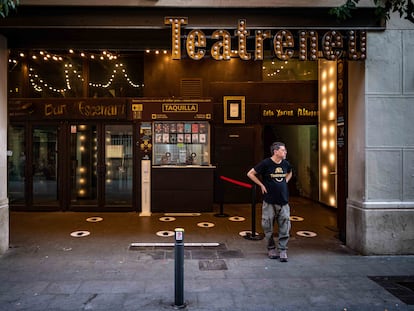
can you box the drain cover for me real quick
[228,216,246,222]
[86,217,103,222]
[296,230,317,237]
[197,222,215,228]
[156,230,175,237]
[159,217,176,222]
[369,276,414,305]
[290,216,304,222]
[70,231,90,238]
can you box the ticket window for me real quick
[152,121,210,166]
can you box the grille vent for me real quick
[180,78,202,98]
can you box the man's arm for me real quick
[247,168,267,194]
[286,171,292,183]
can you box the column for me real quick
[347,14,414,255]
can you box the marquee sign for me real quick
[165,17,366,61]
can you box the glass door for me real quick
[32,126,58,204]
[104,125,133,206]
[69,123,133,209]
[70,124,98,206]
[7,125,26,204]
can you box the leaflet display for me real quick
[152,121,210,166]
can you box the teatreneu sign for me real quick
[165,17,366,61]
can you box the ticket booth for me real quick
[131,98,215,213]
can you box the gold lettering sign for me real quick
[78,102,125,117]
[162,104,198,112]
[44,103,67,116]
[261,107,318,118]
[165,17,367,61]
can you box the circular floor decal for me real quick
[239,230,260,237]
[156,230,175,237]
[159,217,176,222]
[228,216,246,222]
[86,217,103,223]
[197,222,215,228]
[296,230,317,237]
[290,216,304,222]
[70,230,90,238]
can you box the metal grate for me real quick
[180,78,202,98]
[369,275,414,305]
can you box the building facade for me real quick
[0,1,413,255]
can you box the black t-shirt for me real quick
[254,158,292,205]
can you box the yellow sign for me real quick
[162,104,198,113]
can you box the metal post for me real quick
[251,184,257,237]
[174,228,186,309]
[244,184,264,241]
[215,175,229,217]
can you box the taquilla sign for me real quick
[165,17,367,61]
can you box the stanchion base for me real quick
[214,213,230,218]
[172,302,187,309]
[243,232,264,241]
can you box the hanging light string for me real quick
[10,49,145,93]
[28,67,67,94]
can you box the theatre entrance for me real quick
[7,122,136,211]
[263,124,319,201]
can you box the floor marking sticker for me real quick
[70,231,90,238]
[290,216,304,222]
[239,230,260,237]
[156,230,175,237]
[86,217,103,222]
[197,222,215,228]
[159,217,176,222]
[229,216,246,222]
[296,230,317,237]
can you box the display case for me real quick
[152,121,210,166]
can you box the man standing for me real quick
[247,142,292,262]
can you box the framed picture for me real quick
[224,96,245,124]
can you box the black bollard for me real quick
[174,228,186,309]
[215,176,229,217]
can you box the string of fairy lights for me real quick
[8,49,154,94]
[9,48,307,94]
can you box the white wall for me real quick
[347,13,414,255]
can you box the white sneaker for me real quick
[267,248,279,259]
[279,250,288,262]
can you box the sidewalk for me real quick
[1,199,413,311]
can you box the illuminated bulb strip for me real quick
[186,29,206,60]
[322,31,343,60]
[236,19,251,60]
[348,30,366,60]
[28,68,66,93]
[255,30,271,60]
[30,49,118,62]
[165,17,188,60]
[274,30,294,61]
[211,30,231,60]
[88,64,143,89]
[298,31,318,61]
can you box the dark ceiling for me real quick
[0,6,384,50]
